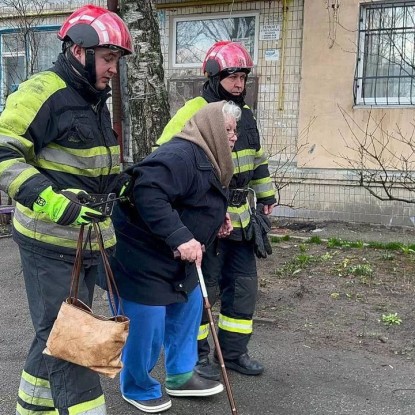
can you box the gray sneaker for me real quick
[195,357,221,381]
[165,372,224,397]
[122,394,172,413]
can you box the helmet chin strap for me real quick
[66,47,96,86]
[84,48,96,85]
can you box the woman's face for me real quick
[224,115,238,150]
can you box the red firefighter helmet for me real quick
[202,41,254,77]
[58,5,133,55]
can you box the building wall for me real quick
[156,0,303,160]
[2,0,414,227]
[279,0,415,227]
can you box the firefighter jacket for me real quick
[156,85,276,240]
[0,53,119,256]
[110,138,228,305]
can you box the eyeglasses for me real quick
[226,129,238,138]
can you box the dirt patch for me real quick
[256,220,415,362]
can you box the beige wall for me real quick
[156,0,303,161]
[298,0,415,169]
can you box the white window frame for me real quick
[355,1,415,106]
[0,25,60,109]
[171,12,259,69]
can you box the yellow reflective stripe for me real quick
[0,71,66,137]
[0,157,25,173]
[198,323,209,340]
[228,205,251,229]
[18,371,55,412]
[22,370,50,389]
[233,148,256,158]
[32,162,120,177]
[8,167,41,199]
[256,189,275,199]
[0,133,34,153]
[250,178,275,200]
[0,157,25,193]
[16,402,57,415]
[19,377,53,402]
[18,389,54,408]
[47,142,120,157]
[232,153,255,173]
[68,394,105,415]
[156,97,207,146]
[218,314,253,334]
[253,148,268,165]
[33,143,120,177]
[13,205,116,250]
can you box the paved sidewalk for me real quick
[1,235,415,415]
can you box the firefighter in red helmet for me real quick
[156,40,276,380]
[0,5,132,414]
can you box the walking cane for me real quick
[196,265,239,415]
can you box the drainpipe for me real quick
[107,0,124,163]
[278,0,288,111]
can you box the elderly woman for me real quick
[109,100,241,414]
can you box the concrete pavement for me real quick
[1,235,415,415]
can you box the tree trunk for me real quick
[121,0,170,162]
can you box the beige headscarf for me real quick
[175,101,234,187]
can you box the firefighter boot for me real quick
[194,356,220,381]
[218,353,264,376]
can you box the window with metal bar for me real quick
[354,1,415,106]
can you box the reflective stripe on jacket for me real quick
[0,58,118,253]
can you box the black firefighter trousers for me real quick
[198,238,258,361]
[16,246,105,415]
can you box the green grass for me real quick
[307,235,322,244]
[271,234,415,255]
[270,235,291,243]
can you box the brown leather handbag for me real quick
[43,223,129,378]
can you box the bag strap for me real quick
[69,224,85,300]
[93,222,125,317]
[69,224,125,317]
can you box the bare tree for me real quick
[337,106,415,204]
[0,0,61,104]
[0,0,52,80]
[176,16,256,64]
[269,118,314,209]
[120,0,170,162]
[324,3,415,204]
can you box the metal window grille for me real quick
[354,1,415,106]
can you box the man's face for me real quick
[220,72,247,96]
[73,45,122,90]
[93,48,122,90]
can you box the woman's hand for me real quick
[176,238,203,267]
[217,213,233,238]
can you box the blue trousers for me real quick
[120,286,202,401]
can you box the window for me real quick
[354,1,415,105]
[1,27,61,108]
[171,13,259,68]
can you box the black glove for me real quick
[244,203,273,259]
